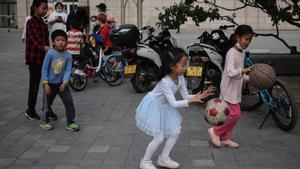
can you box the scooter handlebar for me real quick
[197,31,210,40]
[219,25,235,30]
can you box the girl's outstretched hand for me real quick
[188,86,216,104]
[241,65,254,74]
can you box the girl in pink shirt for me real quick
[208,25,254,148]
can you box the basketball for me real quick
[204,98,230,126]
[249,63,276,90]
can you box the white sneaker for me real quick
[156,156,180,169]
[139,159,157,169]
[74,69,85,76]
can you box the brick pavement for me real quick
[0,30,299,169]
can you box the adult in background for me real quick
[25,0,50,120]
[89,15,97,33]
[97,13,112,55]
[22,8,34,42]
[8,12,16,32]
[66,7,89,36]
[93,3,108,32]
[96,3,107,13]
[48,2,67,32]
[107,16,116,29]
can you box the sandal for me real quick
[208,128,221,147]
[221,140,239,148]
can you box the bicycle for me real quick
[69,40,127,91]
[241,52,297,131]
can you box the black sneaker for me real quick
[48,111,58,121]
[25,109,40,120]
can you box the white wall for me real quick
[86,0,299,31]
[16,0,299,30]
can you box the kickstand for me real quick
[259,110,272,129]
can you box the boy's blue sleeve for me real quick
[41,51,51,83]
[63,53,72,82]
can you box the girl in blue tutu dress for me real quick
[136,47,215,169]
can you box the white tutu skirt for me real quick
[135,93,182,137]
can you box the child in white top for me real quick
[136,48,215,169]
[208,25,254,148]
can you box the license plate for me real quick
[186,66,202,77]
[124,65,136,75]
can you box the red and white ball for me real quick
[204,98,230,126]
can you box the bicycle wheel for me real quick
[103,54,126,86]
[270,79,297,131]
[241,83,263,111]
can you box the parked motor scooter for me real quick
[130,26,177,93]
[186,25,234,98]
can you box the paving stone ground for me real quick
[0,30,299,169]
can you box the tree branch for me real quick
[215,3,248,11]
[254,32,293,51]
[220,14,297,53]
[291,0,300,11]
[283,18,300,27]
[282,0,293,7]
[275,22,279,36]
[220,15,239,26]
[240,2,270,15]
[199,0,248,11]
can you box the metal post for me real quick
[137,0,142,28]
[121,0,125,24]
[121,0,128,25]
[26,0,28,16]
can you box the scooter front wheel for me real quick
[132,73,150,93]
[70,73,88,91]
[131,61,157,93]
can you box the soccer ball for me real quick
[203,98,230,126]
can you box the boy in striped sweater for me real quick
[66,19,86,75]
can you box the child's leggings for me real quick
[213,103,241,141]
[143,134,179,161]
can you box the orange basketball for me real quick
[249,63,276,90]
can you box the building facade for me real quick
[0,0,17,28]
[3,0,299,30]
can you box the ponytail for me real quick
[30,6,34,16]
[229,25,253,48]
[228,33,236,48]
[156,47,188,82]
[157,49,172,82]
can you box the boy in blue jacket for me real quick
[40,30,79,131]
